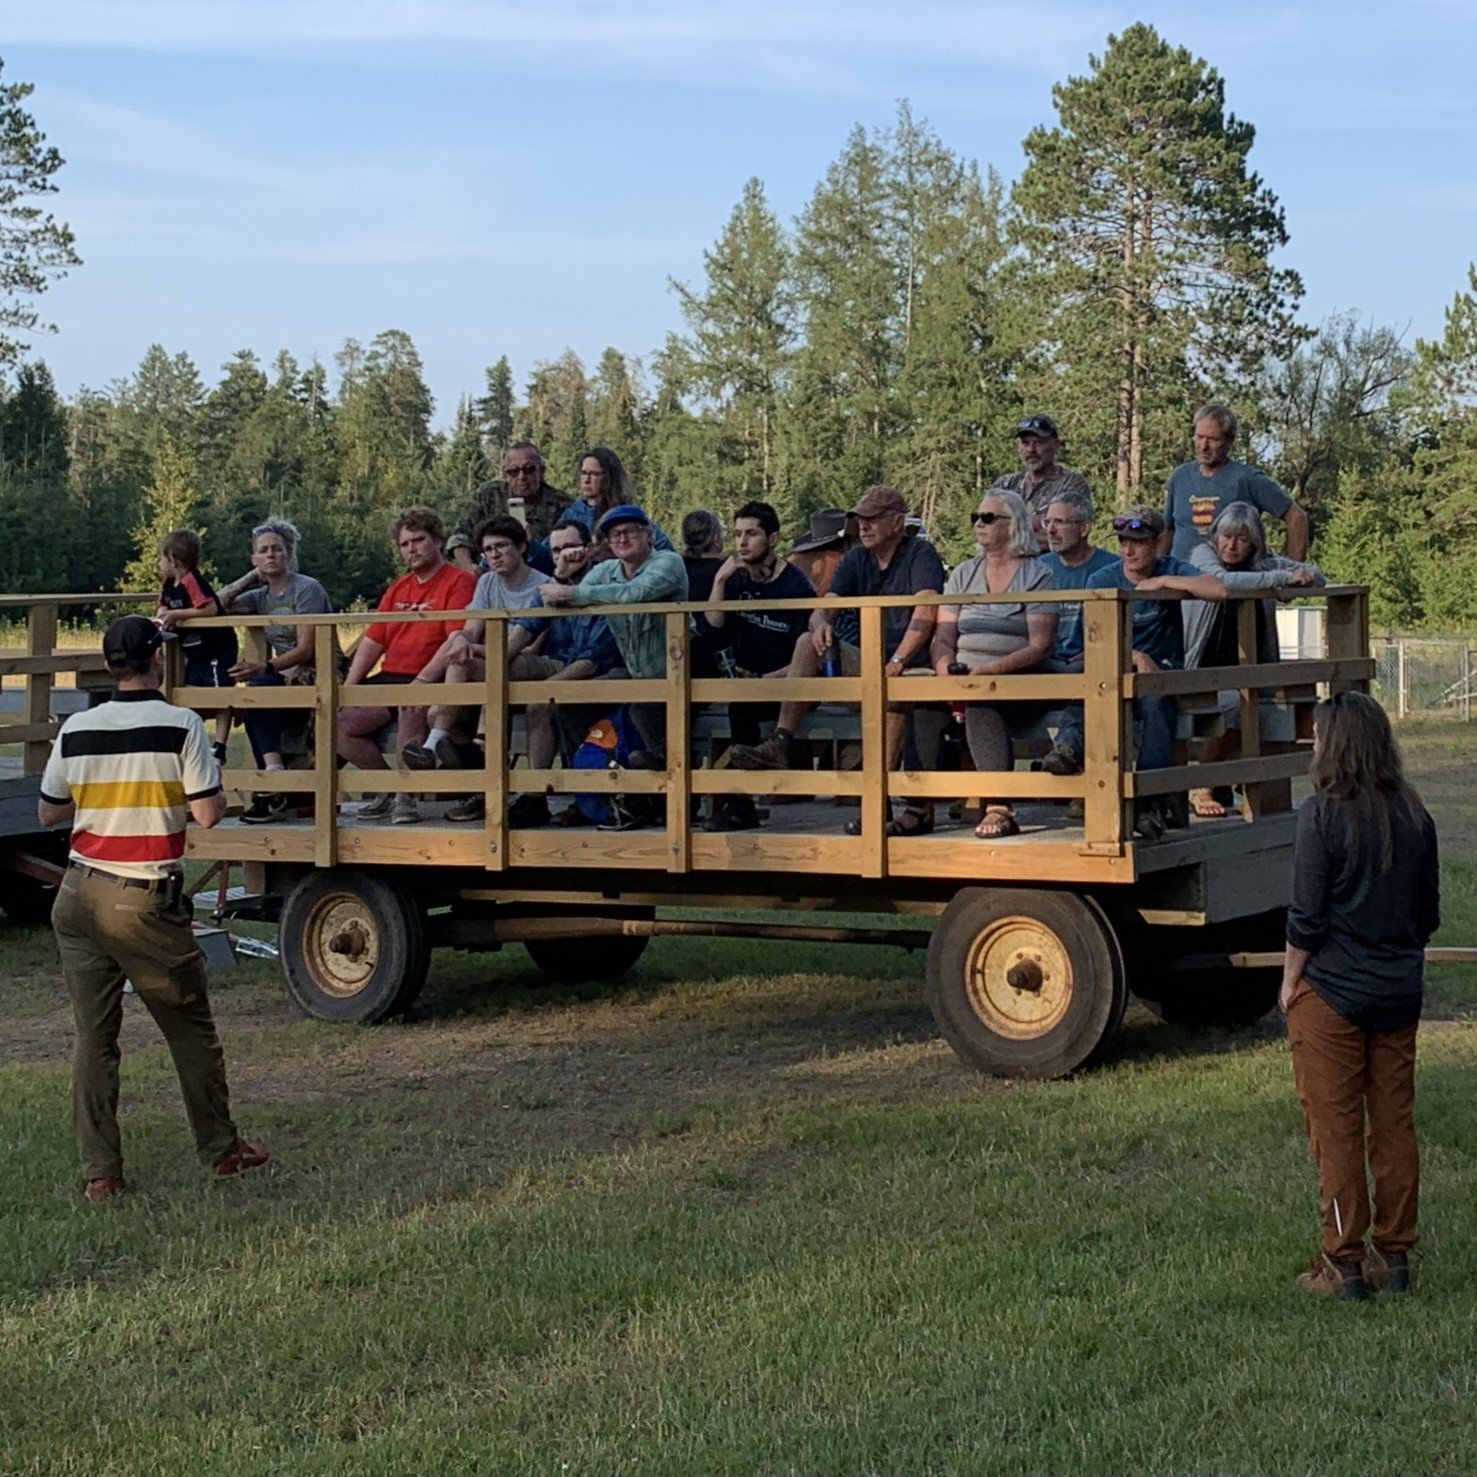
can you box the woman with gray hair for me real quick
[1185,500,1323,818]
[908,488,1058,839]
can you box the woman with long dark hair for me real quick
[565,445,673,553]
[1283,691,1439,1299]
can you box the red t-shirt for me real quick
[365,562,477,676]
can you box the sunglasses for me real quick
[1112,516,1155,534]
[971,512,1005,526]
[505,464,540,478]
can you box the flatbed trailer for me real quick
[2,583,1374,1078]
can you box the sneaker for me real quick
[84,1174,126,1203]
[705,797,761,832]
[214,1138,270,1177]
[508,793,551,827]
[728,731,793,771]
[401,740,440,771]
[1363,1248,1411,1294]
[356,794,393,819]
[1296,1252,1369,1301]
[1040,743,1084,776]
[444,795,486,823]
[442,739,485,770]
[391,795,420,825]
[597,796,650,832]
[242,793,290,825]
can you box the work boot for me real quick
[705,796,761,832]
[728,730,793,771]
[1131,798,1165,842]
[1362,1248,1411,1295]
[1039,742,1084,776]
[1295,1253,1369,1301]
[508,793,551,828]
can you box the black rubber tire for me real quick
[524,933,649,983]
[926,888,1126,1079]
[1131,909,1285,1027]
[0,874,58,925]
[278,868,430,1022]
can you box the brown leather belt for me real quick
[68,862,181,893]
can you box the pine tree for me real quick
[1010,24,1305,498]
[0,359,72,590]
[121,436,199,591]
[439,394,491,506]
[588,347,643,474]
[475,356,515,460]
[0,60,81,367]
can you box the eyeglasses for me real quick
[605,524,645,540]
[505,464,540,478]
[1112,516,1155,534]
[971,512,1004,526]
[1043,516,1084,529]
[578,469,604,481]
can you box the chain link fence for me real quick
[1373,637,1476,720]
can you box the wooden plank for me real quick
[1237,599,1264,822]
[1325,589,1370,694]
[339,770,484,795]
[0,592,152,610]
[1081,596,1127,852]
[1128,750,1309,798]
[505,679,666,705]
[665,612,691,873]
[174,685,319,709]
[513,767,668,794]
[483,620,508,871]
[313,623,339,869]
[689,678,862,705]
[690,770,866,797]
[0,721,60,748]
[336,682,483,709]
[510,829,669,870]
[884,674,1085,702]
[23,603,58,775]
[1128,657,1374,697]
[220,768,319,793]
[858,605,887,879]
[890,770,1084,800]
[887,837,1135,885]
[0,652,109,677]
[455,885,948,916]
[186,825,316,863]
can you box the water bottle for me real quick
[821,646,840,678]
[947,661,968,723]
[716,648,738,679]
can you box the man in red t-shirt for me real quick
[337,507,476,823]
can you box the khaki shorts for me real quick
[511,653,567,681]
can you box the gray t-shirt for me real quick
[1163,458,1291,561]
[945,555,1056,666]
[471,565,545,613]
[234,574,333,657]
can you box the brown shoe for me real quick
[1362,1247,1411,1294]
[214,1138,271,1177]
[1295,1253,1368,1301]
[728,730,793,770]
[84,1174,126,1203]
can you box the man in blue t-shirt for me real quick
[1161,403,1308,563]
[1050,506,1226,838]
[1038,488,1119,666]
[701,500,816,831]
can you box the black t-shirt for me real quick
[683,556,725,604]
[830,533,946,657]
[1287,791,1440,1031]
[719,562,815,675]
[160,570,237,660]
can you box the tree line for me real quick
[1,26,1475,627]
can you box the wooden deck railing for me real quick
[2,585,1372,878]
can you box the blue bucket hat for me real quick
[596,503,651,535]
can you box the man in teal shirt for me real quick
[538,502,688,762]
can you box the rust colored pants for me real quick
[1287,980,1419,1263]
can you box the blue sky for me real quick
[7,0,1476,425]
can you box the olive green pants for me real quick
[52,866,238,1181]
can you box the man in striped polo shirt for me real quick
[39,615,268,1202]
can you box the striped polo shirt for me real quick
[40,690,221,880]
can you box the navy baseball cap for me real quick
[1016,414,1059,438]
[596,503,651,534]
[103,615,164,666]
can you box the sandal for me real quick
[844,803,896,836]
[885,805,934,838]
[974,808,1020,839]
[1190,787,1227,819]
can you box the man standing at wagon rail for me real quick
[38,616,268,1203]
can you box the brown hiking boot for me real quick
[1362,1248,1411,1294]
[214,1138,271,1177]
[1295,1253,1368,1301]
[84,1174,126,1203]
[728,730,793,770]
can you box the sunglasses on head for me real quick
[971,512,1004,526]
[1112,516,1154,534]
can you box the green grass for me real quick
[1,724,1475,1475]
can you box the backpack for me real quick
[570,708,642,824]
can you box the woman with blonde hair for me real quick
[1283,690,1438,1300]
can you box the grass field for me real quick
[1,725,1474,1475]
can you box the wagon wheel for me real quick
[278,868,430,1022]
[926,888,1127,1079]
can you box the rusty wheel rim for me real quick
[303,893,380,999]
[963,915,1073,1040]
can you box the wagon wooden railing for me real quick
[3,586,1373,884]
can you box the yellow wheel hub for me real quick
[963,915,1073,1040]
[304,895,380,998]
